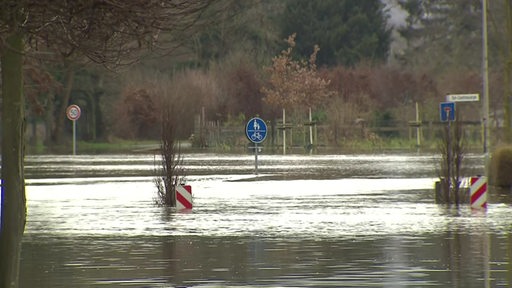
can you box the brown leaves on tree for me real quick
[118,87,160,139]
[261,33,335,110]
[24,59,61,116]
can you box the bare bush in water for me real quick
[154,102,185,207]
[436,115,466,205]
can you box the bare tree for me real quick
[154,101,185,207]
[437,115,466,205]
[0,1,227,287]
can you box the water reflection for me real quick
[19,153,512,287]
[21,233,506,287]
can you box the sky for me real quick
[384,0,408,28]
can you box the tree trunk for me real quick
[52,64,75,144]
[44,93,55,147]
[0,31,26,288]
[86,91,97,141]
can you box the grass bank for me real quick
[25,137,486,155]
[26,139,161,155]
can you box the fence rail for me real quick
[193,118,484,151]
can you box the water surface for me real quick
[20,153,512,287]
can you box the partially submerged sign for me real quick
[245,117,267,175]
[246,117,267,144]
[446,93,479,102]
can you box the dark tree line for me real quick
[280,0,392,67]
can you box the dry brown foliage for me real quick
[326,65,439,110]
[320,65,440,141]
[211,53,264,119]
[261,33,336,111]
[114,68,222,139]
[121,87,160,139]
[23,59,62,117]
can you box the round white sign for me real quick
[66,104,81,121]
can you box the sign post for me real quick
[245,117,268,175]
[440,102,456,194]
[66,104,81,155]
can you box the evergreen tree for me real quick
[191,0,283,66]
[280,0,391,67]
[397,0,483,70]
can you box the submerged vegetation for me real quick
[153,101,186,207]
[436,117,467,205]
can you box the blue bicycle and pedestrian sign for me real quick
[246,117,268,144]
[246,117,267,175]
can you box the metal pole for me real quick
[482,3,491,281]
[254,143,258,175]
[482,0,490,172]
[72,120,77,155]
[447,111,451,200]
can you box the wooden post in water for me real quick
[282,108,286,155]
[416,102,421,147]
[309,107,313,148]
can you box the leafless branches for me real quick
[437,116,466,205]
[1,0,226,67]
[154,98,185,207]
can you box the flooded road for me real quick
[19,153,512,287]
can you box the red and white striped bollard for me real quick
[470,176,487,210]
[175,185,192,210]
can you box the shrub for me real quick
[154,100,185,207]
[491,146,512,188]
[436,117,466,205]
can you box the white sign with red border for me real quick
[66,104,81,121]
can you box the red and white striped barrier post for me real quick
[470,176,487,210]
[175,185,192,210]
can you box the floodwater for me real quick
[18,152,512,287]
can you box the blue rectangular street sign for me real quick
[440,102,456,122]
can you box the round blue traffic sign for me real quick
[245,117,267,144]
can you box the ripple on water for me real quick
[19,153,506,288]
